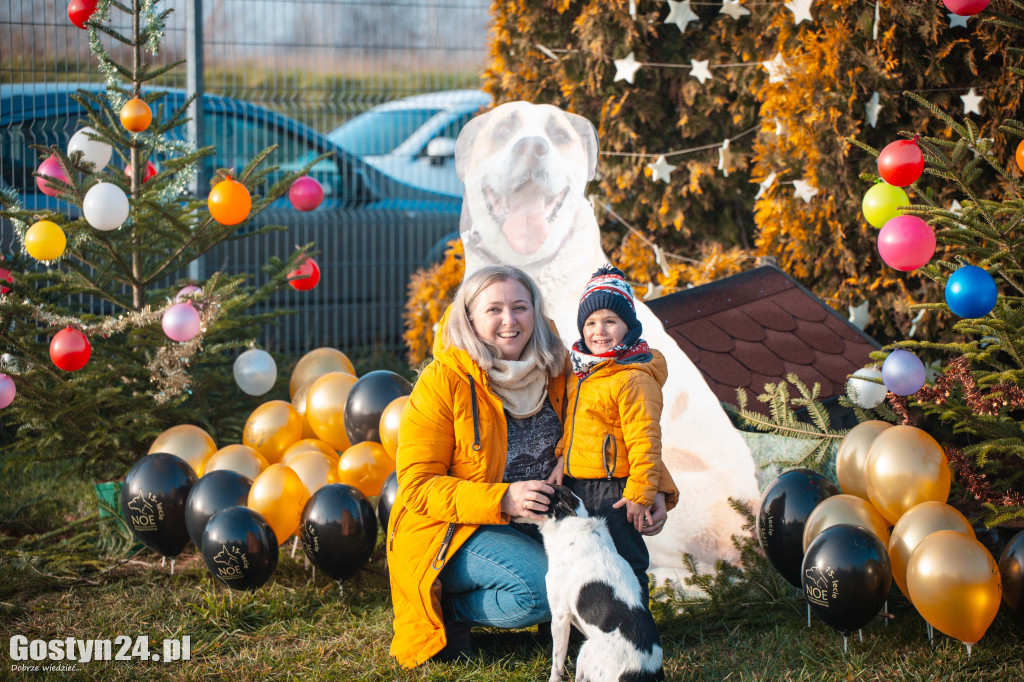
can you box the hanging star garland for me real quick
[784,0,813,25]
[948,13,969,29]
[647,155,677,183]
[792,179,819,203]
[718,139,733,176]
[763,53,788,83]
[614,52,642,84]
[755,171,777,199]
[865,91,882,127]
[665,0,701,32]
[690,59,713,84]
[719,0,750,20]
[961,88,983,115]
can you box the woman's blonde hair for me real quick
[445,265,566,375]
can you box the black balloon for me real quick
[121,452,198,557]
[756,468,840,588]
[802,524,891,635]
[301,483,378,581]
[185,470,253,548]
[344,370,412,444]
[377,471,399,535]
[999,529,1024,627]
[201,506,278,590]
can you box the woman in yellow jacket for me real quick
[387,265,677,668]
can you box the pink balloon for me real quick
[877,215,936,271]
[36,156,70,197]
[0,373,15,409]
[289,176,324,212]
[162,302,202,342]
[175,285,203,301]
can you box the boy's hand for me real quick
[640,492,667,536]
[545,457,564,485]
[612,497,653,532]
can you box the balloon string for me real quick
[291,536,298,558]
[965,642,972,658]
[884,600,888,627]
[170,559,175,576]
[312,566,316,583]
[161,556,166,568]
[807,603,810,628]
[859,629,863,643]
[337,580,344,598]
[843,636,848,654]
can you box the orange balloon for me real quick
[289,347,356,398]
[889,501,975,598]
[1016,140,1024,173]
[802,493,891,552]
[337,441,394,497]
[864,425,951,524]
[379,395,408,461]
[242,400,303,464]
[208,177,252,226]
[120,97,152,133]
[907,530,1002,646]
[305,371,358,451]
[282,438,338,465]
[203,443,268,480]
[247,464,310,545]
[836,420,891,500]
[285,450,339,496]
[148,424,217,476]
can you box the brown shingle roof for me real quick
[646,265,880,415]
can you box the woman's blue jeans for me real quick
[438,523,550,628]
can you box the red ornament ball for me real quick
[877,139,924,187]
[50,327,92,372]
[68,0,98,29]
[289,176,324,212]
[287,257,321,291]
[0,266,12,295]
[942,0,989,15]
[125,160,158,183]
[1016,140,1024,174]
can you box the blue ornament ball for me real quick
[881,349,926,396]
[945,265,997,319]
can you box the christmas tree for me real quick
[0,0,314,475]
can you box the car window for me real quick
[1,116,78,192]
[331,108,440,156]
[435,111,476,144]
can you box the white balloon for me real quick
[233,349,277,396]
[67,127,112,172]
[847,367,888,409]
[82,182,130,231]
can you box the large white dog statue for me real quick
[454,101,761,590]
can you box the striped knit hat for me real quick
[576,265,641,342]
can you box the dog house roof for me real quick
[646,264,880,416]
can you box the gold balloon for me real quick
[305,371,358,451]
[802,493,891,552]
[379,395,409,461]
[338,441,395,497]
[282,438,339,466]
[247,463,310,545]
[864,425,951,525]
[836,420,892,500]
[291,378,317,439]
[289,347,355,399]
[889,501,975,598]
[203,444,269,480]
[284,450,339,496]
[907,530,1002,645]
[148,424,217,476]
[242,400,303,464]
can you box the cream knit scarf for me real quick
[485,347,549,418]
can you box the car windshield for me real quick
[329,108,439,156]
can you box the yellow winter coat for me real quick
[386,308,568,669]
[556,349,668,507]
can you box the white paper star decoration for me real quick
[764,53,788,84]
[848,300,869,330]
[865,91,882,128]
[719,0,750,20]
[775,118,787,137]
[647,155,677,183]
[755,171,777,200]
[690,59,713,84]
[948,13,969,29]
[785,0,813,25]
[961,88,983,115]
[614,52,642,84]
[792,178,818,203]
[665,0,701,32]
[718,139,732,177]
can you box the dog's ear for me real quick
[455,109,492,182]
[565,112,600,181]
[549,484,580,520]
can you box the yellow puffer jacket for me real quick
[387,307,567,669]
[556,349,668,507]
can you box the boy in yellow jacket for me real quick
[552,265,667,604]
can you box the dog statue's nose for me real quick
[512,136,550,160]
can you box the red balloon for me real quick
[67,0,98,28]
[50,327,92,372]
[878,139,924,187]
[288,257,321,291]
[125,161,158,183]
[942,0,989,15]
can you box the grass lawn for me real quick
[3,456,1023,681]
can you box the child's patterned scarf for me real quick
[570,338,650,379]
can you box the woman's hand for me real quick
[613,497,654,532]
[501,480,554,520]
[545,457,564,485]
[639,492,667,536]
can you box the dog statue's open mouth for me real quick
[483,181,569,255]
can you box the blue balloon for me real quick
[882,349,925,396]
[945,265,997,318]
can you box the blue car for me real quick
[0,82,462,353]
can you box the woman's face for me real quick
[469,279,535,361]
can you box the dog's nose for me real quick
[512,136,550,161]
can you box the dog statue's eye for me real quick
[551,128,570,144]
[495,125,511,139]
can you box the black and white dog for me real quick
[520,485,665,682]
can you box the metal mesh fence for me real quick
[1,0,490,354]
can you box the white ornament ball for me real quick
[847,367,888,409]
[233,349,277,396]
[67,127,112,172]
[82,182,130,231]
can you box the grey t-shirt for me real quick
[503,398,562,483]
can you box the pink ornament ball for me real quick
[877,215,936,271]
[175,285,203,301]
[162,302,202,342]
[942,0,989,15]
[0,373,15,409]
[289,176,324,212]
[36,156,70,197]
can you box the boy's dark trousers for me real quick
[564,475,651,605]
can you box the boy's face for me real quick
[583,309,627,352]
